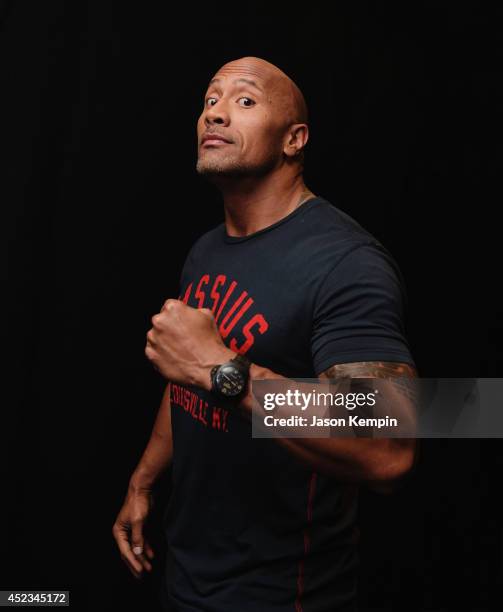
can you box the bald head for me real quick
[196,56,309,179]
[218,56,308,125]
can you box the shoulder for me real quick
[303,196,371,233]
[302,196,374,240]
[298,196,403,283]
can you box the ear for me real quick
[283,124,309,159]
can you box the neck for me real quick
[215,168,315,237]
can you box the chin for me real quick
[196,155,276,180]
[196,157,249,178]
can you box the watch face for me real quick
[215,363,246,397]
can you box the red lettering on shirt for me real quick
[219,292,254,338]
[210,274,226,314]
[190,393,198,418]
[212,406,229,432]
[215,280,237,322]
[230,313,269,354]
[198,399,208,426]
[179,273,271,357]
[181,283,192,304]
[194,274,210,308]
[184,388,191,412]
[170,383,231,433]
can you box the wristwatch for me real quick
[210,354,251,399]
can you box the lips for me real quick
[201,133,232,145]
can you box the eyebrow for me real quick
[208,77,263,92]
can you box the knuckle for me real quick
[151,312,166,327]
[163,298,177,310]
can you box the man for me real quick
[112,56,417,611]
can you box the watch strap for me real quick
[230,353,251,374]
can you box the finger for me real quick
[145,344,157,365]
[114,527,144,576]
[144,540,155,560]
[161,299,176,312]
[131,522,153,572]
[120,553,142,579]
[133,549,152,572]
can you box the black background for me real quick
[1,1,501,611]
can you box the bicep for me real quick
[318,360,418,488]
[319,360,418,402]
[319,361,417,380]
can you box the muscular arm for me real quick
[128,382,173,493]
[144,299,417,484]
[112,383,173,578]
[237,361,417,483]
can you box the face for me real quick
[196,60,292,178]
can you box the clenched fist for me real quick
[145,299,235,389]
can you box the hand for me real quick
[145,299,234,389]
[112,487,155,579]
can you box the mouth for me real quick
[201,133,232,147]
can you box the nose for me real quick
[204,101,229,127]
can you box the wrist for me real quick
[234,362,271,415]
[129,470,156,495]
[249,362,271,381]
[197,346,237,391]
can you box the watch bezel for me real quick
[211,355,250,398]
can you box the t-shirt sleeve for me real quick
[311,242,415,376]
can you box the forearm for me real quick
[274,434,413,482]
[238,363,416,483]
[129,383,174,492]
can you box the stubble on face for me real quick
[196,57,306,180]
[196,148,278,179]
[196,146,265,178]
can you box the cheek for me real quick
[241,117,281,157]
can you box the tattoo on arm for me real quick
[319,361,418,403]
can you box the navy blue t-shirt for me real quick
[162,196,415,611]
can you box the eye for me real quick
[238,97,255,108]
[206,97,218,107]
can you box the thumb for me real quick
[131,520,144,556]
